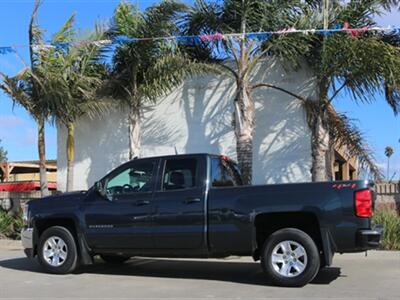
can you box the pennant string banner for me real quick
[1,25,399,55]
[0,47,17,55]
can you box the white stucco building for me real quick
[57,60,318,191]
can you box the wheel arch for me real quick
[252,211,332,267]
[33,216,93,265]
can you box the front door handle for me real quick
[135,200,150,206]
[184,197,201,204]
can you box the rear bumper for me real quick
[356,225,383,250]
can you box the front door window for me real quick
[106,161,155,196]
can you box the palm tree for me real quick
[37,16,109,191]
[0,0,50,196]
[381,0,400,9]
[294,0,400,181]
[385,146,394,180]
[183,0,315,184]
[185,0,397,182]
[105,0,209,160]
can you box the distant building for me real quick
[332,144,358,181]
[0,160,57,191]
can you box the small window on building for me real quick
[211,157,242,187]
[162,159,197,191]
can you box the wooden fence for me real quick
[375,181,400,212]
[0,190,58,214]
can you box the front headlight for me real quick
[22,202,30,227]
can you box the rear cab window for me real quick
[210,156,243,187]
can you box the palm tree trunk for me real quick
[128,105,141,160]
[233,12,254,185]
[326,139,334,181]
[66,122,75,192]
[311,114,330,182]
[387,157,390,180]
[37,117,49,197]
[234,86,254,185]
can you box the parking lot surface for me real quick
[0,246,399,299]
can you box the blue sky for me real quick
[0,0,399,177]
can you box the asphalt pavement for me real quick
[0,244,399,299]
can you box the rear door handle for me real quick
[184,197,201,204]
[135,200,150,206]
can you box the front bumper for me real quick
[21,227,34,258]
[357,225,383,250]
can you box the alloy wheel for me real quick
[270,240,308,278]
[42,236,68,267]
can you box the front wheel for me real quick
[261,228,320,287]
[37,226,78,274]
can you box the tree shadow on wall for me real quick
[181,75,235,156]
[140,74,236,158]
[251,59,316,183]
[72,106,131,189]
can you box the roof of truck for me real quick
[123,153,236,165]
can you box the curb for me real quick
[0,239,22,250]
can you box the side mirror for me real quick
[94,181,106,197]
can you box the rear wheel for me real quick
[100,254,130,264]
[261,228,320,287]
[37,226,78,274]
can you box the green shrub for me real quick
[0,210,23,240]
[372,208,400,250]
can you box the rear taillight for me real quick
[355,189,373,218]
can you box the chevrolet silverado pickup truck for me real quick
[21,153,382,287]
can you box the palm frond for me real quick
[0,73,33,112]
[104,0,199,108]
[324,36,400,112]
[139,46,223,102]
[108,1,144,38]
[302,99,381,179]
[51,13,76,44]
[326,104,382,180]
[144,0,188,37]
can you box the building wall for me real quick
[57,60,317,191]
[8,172,57,183]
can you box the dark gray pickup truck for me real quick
[21,153,382,286]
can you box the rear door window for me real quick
[162,158,197,191]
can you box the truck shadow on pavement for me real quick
[0,256,343,286]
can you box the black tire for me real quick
[261,228,320,287]
[37,226,78,274]
[100,254,130,264]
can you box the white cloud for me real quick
[21,127,37,146]
[0,115,26,127]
